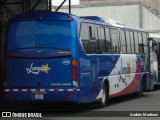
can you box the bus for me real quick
[148,34,160,86]
[4,11,152,107]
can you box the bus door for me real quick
[151,40,159,84]
[157,42,160,83]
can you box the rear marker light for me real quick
[72,60,78,66]
[73,81,79,87]
[5,93,11,97]
[67,93,74,98]
[68,17,73,20]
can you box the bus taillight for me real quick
[72,74,79,81]
[72,67,78,73]
[5,93,11,97]
[67,93,74,98]
[72,60,79,86]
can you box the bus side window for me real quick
[142,33,148,53]
[88,24,95,39]
[89,24,98,54]
[80,23,90,53]
[121,30,127,53]
[138,33,143,53]
[130,32,135,53]
[110,29,120,53]
[125,31,131,53]
[105,28,112,53]
[99,27,106,53]
[134,32,139,53]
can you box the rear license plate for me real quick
[34,94,44,100]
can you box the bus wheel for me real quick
[96,84,108,108]
[136,80,144,97]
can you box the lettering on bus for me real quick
[118,61,132,84]
[51,83,71,86]
[26,63,51,74]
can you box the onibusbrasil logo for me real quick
[26,63,51,74]
[2,112,42,118]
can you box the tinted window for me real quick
[98,27,106,53]
[80,23,90,53]
[89,24,95,39]
[10,21,74,50]
[134,32,139,53]
[90,25,98,54]
[125,31,131,53]
[130,32,135,53]
[138,33,143,53]
[111,29,120,53]
[80,23,89,40]
[121,30,127,53]
[142,33,148,53]
[105,28,112,53]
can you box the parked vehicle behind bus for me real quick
[4,11,152,107]
[148,34,160,87]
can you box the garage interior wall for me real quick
[0,0,50,100]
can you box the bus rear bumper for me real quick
[4,88,81,102]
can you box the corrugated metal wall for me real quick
[80,0,160,13]
[60,4,140,28]
[143,6,160,31]
[59,2,160,33]
[80,0,139,4]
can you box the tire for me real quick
[96,83,108,108]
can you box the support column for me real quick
[49,0,52,11]
[139,1,143,29]
[69,0,71,13]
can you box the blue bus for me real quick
[4,11,152,107]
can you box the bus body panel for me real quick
[78,48,147,102]
[7,57,72,87]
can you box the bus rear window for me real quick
[8,21,74,50]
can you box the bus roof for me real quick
[10,10,146,32]
[78,16,146,32]
[10,10,77,21]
